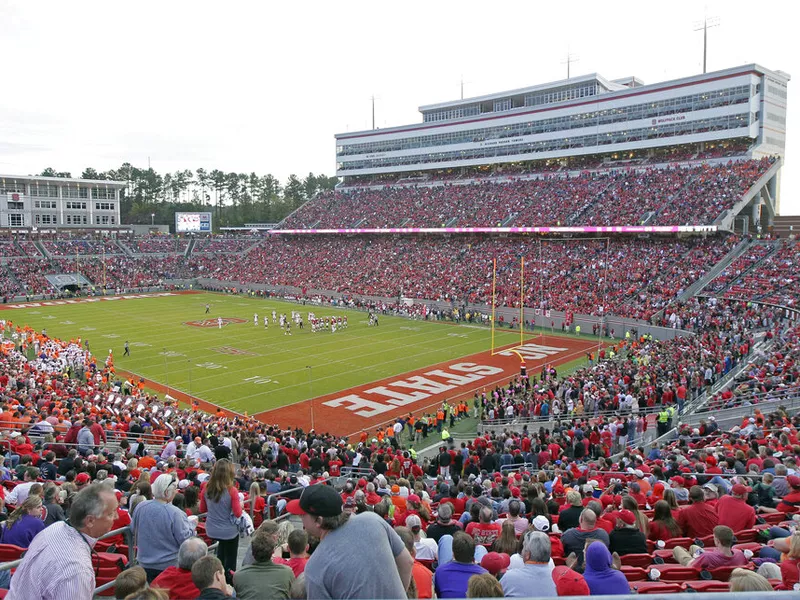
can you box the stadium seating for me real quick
[283,158,774,229]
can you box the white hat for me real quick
[178,480,191,489]
[406,514,422,529]
[532,515,550,532]
[708,416,716,421]
[9,431,20,438]
[749,417,755,423]
[634,470,644,479]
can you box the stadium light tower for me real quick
[693,14,720,74]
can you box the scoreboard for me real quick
[175,212,212,232]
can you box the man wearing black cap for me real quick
[287,484,414,598]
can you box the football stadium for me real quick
[0,36,798,600]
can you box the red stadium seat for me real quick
[652,549,678,564]
[761,512,787,524]
[697,533,715,547]
[682,581,730,592]
[621,554,655,568]
[709,563,753,582]
[416,559,435,572]
[732,542,762,554]
[0,544,26,562]
[650,564,700,581]
[620,566,647,581]
[733,529,759,543]
[663,537,693,549]
[629,582,683,594]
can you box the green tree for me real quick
[283,174,305,212]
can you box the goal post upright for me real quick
[520,255,524,349]
[490,258,497,355]
[490,255,527,357]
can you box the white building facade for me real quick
[335,64,789,179]
[0,175,125,230]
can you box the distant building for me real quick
[0,174,125,230]
[335,64,788,192]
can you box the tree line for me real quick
[39,165,338,228]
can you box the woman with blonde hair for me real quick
[729,568,773,592]
[466,573,504,598]
[1,495,45,548]
[248,481,266,529]
[199,459,241,583]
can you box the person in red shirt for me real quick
[327,456,343,477]
[716,483,756,533]
[702,482,720,507]
[673,525,748,570]
[648,500,683,542]
[776,475,800,513]
[677,485,719,538]
[282,529,310,577]
[440,488,467,516]
[465,506,502,548]
[151,537,205,599]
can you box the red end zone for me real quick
[252,334,600,439]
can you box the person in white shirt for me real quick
[7,484,119,600]
[405,515,437,561]
[186,437,203,460]
[195,441,215,464]
[6,467,39,505]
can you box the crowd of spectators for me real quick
[482,299,775,430]
[0,233,774,323]
[707,242,776,295]
[0,291,797,597]
[4,258,58,297]
[42,238,123,257]
[653,158,775,226]
[192,237,260,254]
[720,241,800,309]
[125,237,189,254]
[704,323,800,413]
[0,241,25,258]
[283,159,774,230]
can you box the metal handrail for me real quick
[480,405,661,427]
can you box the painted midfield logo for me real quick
[212,346,258,356]
[184,318,247,328]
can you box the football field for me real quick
[2,291,598,436]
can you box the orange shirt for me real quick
[412,561,433,598]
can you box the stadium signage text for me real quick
[322,362,503,418]
[652,114,686,125]
[2,293,177,310]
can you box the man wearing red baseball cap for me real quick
[716,483,756,532]
[776,475,800,513]
[288,485,414,599]
[608,509,647,556]
[551,565,590,596]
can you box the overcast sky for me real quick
[0,0,794,214]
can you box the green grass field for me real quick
[8,292,525,415]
